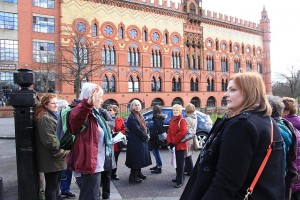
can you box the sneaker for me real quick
[61,191,76,199]
[111,175,120,180]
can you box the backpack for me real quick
[56,106,89,150]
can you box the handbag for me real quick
[192,135,200,150]
[178,118,196,142]
[158,132,167,142]
[118,138,127,149]
[244,118,274,200]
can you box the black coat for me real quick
[149,114,165,147]
[125,113,152,169]
[181,110,285,200]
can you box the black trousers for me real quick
[44,171,62,200]
[185,155,193,175]
[112,151,120,176]
[175,150,186,185]
[101,170,111,199]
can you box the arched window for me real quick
[92,24,97,36]
[128,44,140,66]
[164,33,168,44]
[197,55,201,69]
[206,96,216,107]
[221,55,228,71]
[119,26,124,39]
[151,77,162,92]
[102,75,116,93]
[102,41,116,65]
[73,38,88,66]
[128,75,140,92]
[206,53,214,71]
[103,99,118,109]
[246,58,252,72]
[172,51,181,69]
[234,56,240,73]
[151,98,164,106]
[172,97,183,106]
[190,78,198,91]
[102,75,108,93]
[221,79,228,92]
[189,3,196,14]
[186,54,190,68]
[109,75,115,92]
[241,44,245,54]
[215,40,219,51]
[172,77,181,92]
[192,55,196,69]
[207,78,214,91]
[143,30,147,42]
[221,97,227,107]
[257,60,262,74]
[190,97,200,108]
[151,47,162,67]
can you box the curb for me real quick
[0,136,15,140]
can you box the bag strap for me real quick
[178,118,185,129]
[65,109,90,136]
[244,118,274,199]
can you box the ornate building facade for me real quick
[0,0,271,108]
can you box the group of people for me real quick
[33,72,300,200]
[34,82,127,200]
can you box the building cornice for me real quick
[83,0,187,20]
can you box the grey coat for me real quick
[35,112,67,173]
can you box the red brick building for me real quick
[0,0,271,108]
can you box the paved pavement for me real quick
[0,117,200,200]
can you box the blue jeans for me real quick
[152,147,162,167]
[60,169,72,193]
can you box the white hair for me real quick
[130,99,141,111]
[57,99,69,111]
[79,82,103,100]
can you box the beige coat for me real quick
[35,112,67,173]
[185,112,197,157]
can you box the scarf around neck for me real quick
[132,111,147,132]
[92,108,112,156]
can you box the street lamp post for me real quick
[9,69,39,200]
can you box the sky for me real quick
[170,0,300,82]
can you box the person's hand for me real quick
[169,143,175,149]
[87,87,99,105]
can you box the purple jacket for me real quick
[284,115,300,131]
[284,115,300,192]
[292,130,300,192]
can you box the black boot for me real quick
[137,169,147,179]
[151,168,162,174]
[129,169,142,184]
[150,166,157,171]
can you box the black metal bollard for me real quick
[0,177,3,200]
[9,69,39,200]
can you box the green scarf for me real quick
[93,108,112,156]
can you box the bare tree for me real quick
[57,24,102,98]
[33,51,58,93]
[273,66,300,98]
